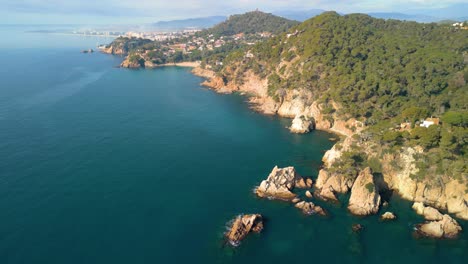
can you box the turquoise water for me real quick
[0,26,466,264]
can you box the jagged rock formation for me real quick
[315,170,353,201]
[348,167,381,216]
[120,57,144,69]
[191,45,468,223]
[289,115,314,133]
[225,214,263,246]
[294,201,327,216]
[416,214,462,239]
[100,46,126,55]
[380,212,397,221]
[412,202,444,221]
[383,148,468,221]
[256,166,311,201]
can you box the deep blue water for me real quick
[0,26,466,264]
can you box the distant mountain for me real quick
[152,16,227,29]
[366,12,438,23]
[273,9,326,22]
[203,11,299,36]
[411,3,468,20]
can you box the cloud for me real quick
[2,0,467,23]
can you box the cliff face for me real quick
[100,46,126,56]
[192,67,362,136]
[193,66,468,221]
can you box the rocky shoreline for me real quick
[191,66,467,240]
[102,54,466,242]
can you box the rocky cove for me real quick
[191,66,467,241]
[100,45,467,241]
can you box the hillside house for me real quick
[420,117,440,128]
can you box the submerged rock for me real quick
[416,214,462,239]
[348,167,381,216]
[289,115,314,134]
[295,201,327,216]
[225,214,263,246]
[256,166,308,201]
[380,212,397,221]
[352,224,364,233]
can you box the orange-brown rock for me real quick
[256,166,307,201]
[348,167,381,216]
[295,201,328,216]
[416,214,462,239]
[225,214,263,246]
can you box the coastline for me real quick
[191,66,468,223]
[155,61,201,68]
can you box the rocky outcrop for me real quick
[120,57,143,69]
[416,214,462,239]
[100,46,126,55]
[191,67,363,136]
[412,202,443,221]
[381,212,397,221]
[191,66,468,222]
[289,115,314,133]
[295,201,327,216]
[315,170,354,199]
[225,214,263,246]
[256,166,311,201]
[348,167,381,216]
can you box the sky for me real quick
[1,0,467,24]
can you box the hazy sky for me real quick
[1,0,467,24]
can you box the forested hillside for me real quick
[201,10,299,37]
[217,12,468,182]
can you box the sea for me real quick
[0,25,466,264]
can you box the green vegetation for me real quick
[215,12,468,183]
[201,11,299,37]
[365,183,375,193]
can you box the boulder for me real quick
[225,214,263,246]
[316,169,354,194]
[348,167,381,216]
[380,212,397,221]
[412,202,443,221]
[317,186,339,202]
[292,197,301,203]
[416,214,462,239]
[256,166,306,201]
[289,115,314,134]
[295,177,313,189]
[295,201,327,216]
[305,190,313,198]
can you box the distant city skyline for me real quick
[1,0,467,24]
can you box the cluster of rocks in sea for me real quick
[412,202,462,239]
[191,65,467,243]
[224,164,463,246]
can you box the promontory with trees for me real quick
[103,11,468,240]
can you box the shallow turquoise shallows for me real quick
[0,26,466,264]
